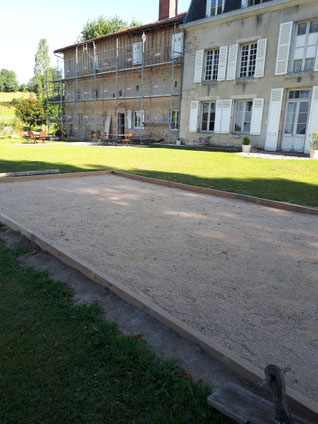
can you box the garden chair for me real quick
[38,131,46,143]
[28,131,37,143]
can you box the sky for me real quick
[0,0,190,85]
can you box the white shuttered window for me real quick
[133,42,143,65]
[254,39,267,78]
[275,22,293,75]
[217,46,228,81]
[171,33,184,59]
[194,50,204,83]
[215,99,232,133]
[227,44,239,80]
[250,98,264,135]
[265,88,284,151]
[189,101,199,132]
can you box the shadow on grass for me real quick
[0,158,317,207]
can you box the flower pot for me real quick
[242,144,251,153]
[310,149,318,159]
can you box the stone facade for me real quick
[179,0,318,153]
[54,11,185,142]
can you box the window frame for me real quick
[133,110,144,129]
[170,110,179,130]
[204,48,220,81]
[241,0,263,8]
[291,20,318,73]
[239,42,258,79]
[233,100,253,134]
[206,0,225,17]
[200,102,216,133]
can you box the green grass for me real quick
[0,237,231,423]
[0,138,317,206]
[0,92,32,102]
[0,106,15,119]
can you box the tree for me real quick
[15,98,45,130]
[0,69,19,92]
[25,76,38,93]
[34,39,50,102]
[79,15,142,41]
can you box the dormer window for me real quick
[241,0,263,7]
[206,0,225,17]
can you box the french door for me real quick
[281,90,311,152]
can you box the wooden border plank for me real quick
[0,169,60,178]
[0,212,317,423]
[110,171,318,216]
[0,170,112,184]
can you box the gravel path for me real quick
[0,174,317,402]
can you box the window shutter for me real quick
[264,88,284,151]
[314,48,318,72]
[227,44,239,80]
[250,98,264,135]
[133,42,143,65]
[254,39,267,78]
[94,54,99,69]
[214,100,223,133]
[206,0,211,17]
[217,46,228,81]
[220,100,232,133]
[171,33,184,58]
[304,86,318,153]
[189,101,199,132]
[194,50,204,83]
[275,22,293,75]
[127,110,132,129]
[141,110,145,129]
[215,100,232,133]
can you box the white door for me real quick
[281,90,311,152]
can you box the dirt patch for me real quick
[0,174,317,402]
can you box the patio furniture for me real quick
[28,131,37,143]
[38,131,46,143]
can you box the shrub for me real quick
[15,98,45,130]
[242,136,251,145]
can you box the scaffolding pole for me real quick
[93,41,97,136]
[168,23,176,144]
[116,38,119,139]
[58,59,63,130]
[140,32,146,139]
[45,70,49,135]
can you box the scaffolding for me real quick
[47,25,183,142]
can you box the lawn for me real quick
[0,235,231,424]
[0,106,15,120]
[0,138,317,206]
[0,91,33,102]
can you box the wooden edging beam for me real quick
[0,170,112,184]
[110,171,318,216]
[0,212,317,423]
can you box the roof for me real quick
[54,12,187,54]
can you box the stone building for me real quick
[179,0,318,153]
[53,0,185,142]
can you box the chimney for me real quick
[159,0,178,20]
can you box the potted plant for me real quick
[242,136,252,153]
[310,132,318,159]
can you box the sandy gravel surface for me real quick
[0,174,317,402]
